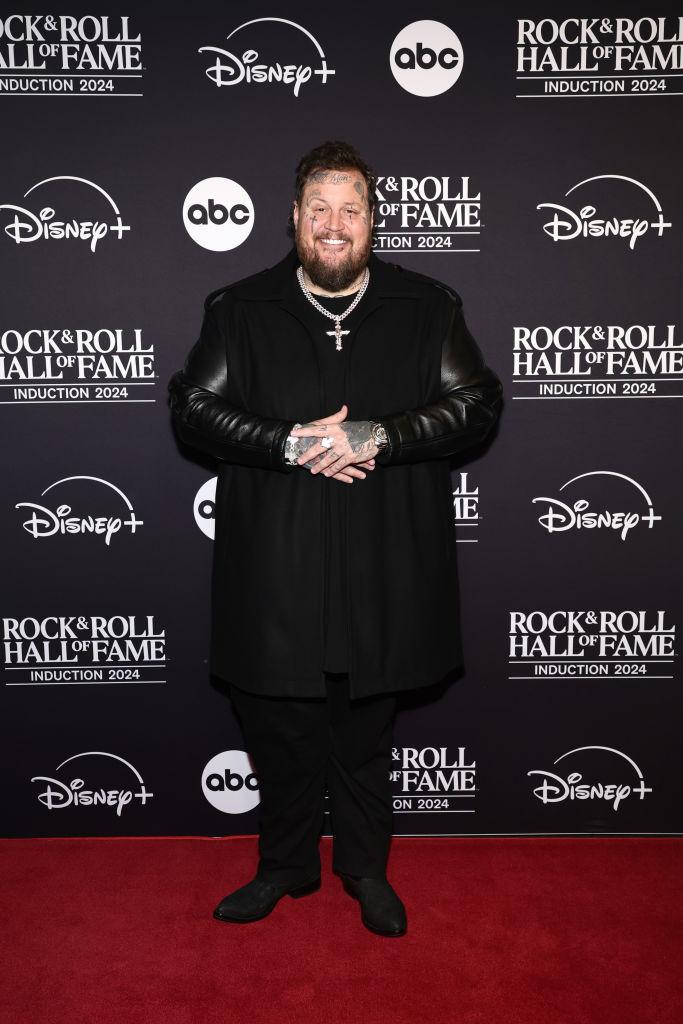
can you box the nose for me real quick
[324,208,344,233]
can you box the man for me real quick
[167,141,503,937]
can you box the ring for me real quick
[321,436,335,449]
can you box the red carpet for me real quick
[1,836,681,1024]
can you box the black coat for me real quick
[167,245,503,699]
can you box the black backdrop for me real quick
[2,2,681,838]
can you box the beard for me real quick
[295,227,372,293]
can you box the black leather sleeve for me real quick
[167,299,298,473]
[373,290,503,466]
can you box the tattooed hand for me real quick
[289,404,379,482]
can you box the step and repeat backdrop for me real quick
[2,3,681,838]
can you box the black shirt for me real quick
[289,276,369,674]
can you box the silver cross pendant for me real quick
[326,320,350,351]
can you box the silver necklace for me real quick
[296,265,370,351]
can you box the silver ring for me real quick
[321,435,335,449]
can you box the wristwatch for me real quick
[371,421,389,449]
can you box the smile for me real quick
[319,238,348,246]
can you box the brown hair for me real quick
[287,140,377,237]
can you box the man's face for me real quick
[293,167,374,292]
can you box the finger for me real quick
[304,444,346,470]
[308,403,347,425]
[309,456,332,474]
[302,452,327,469]
[336,457,373,472]
[310,451,349,475]
[334,465,366,479]
[297,440,326,462]
[330,460,367,478]
[291,405,347,433]
[298,442,329,464]
[317,459,352,477]
[291,424,337,437]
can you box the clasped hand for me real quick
[290,404,378,484]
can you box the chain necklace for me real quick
[296,264,370,351]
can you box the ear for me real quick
[292,201,299,228]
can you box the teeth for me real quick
[321,239,346,245]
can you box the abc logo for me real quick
[202,750,260,814]
[390,20,464,97]
[194,477,217,540]
[183,176,254,251]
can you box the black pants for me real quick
[229,672,397,884]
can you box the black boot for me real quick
[213,874,321,923]
[339,873,407,936]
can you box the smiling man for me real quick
[295,166,373,291]
[168,140,503,937]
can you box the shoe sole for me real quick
[213,876,321,924]
[362,917,407,937]
[341,877,407,937]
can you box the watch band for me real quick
[372,421,389,449]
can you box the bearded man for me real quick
[167,140,503,937]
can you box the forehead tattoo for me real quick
[302,174,369,215]
[308,170,353,185]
